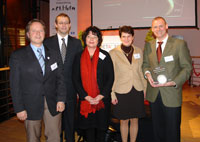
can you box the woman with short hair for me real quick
[72,26,114,142]
[110,26,147,142]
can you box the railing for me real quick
[0,67,14,122]
[190,56,200,87]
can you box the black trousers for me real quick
[150,92,181,142]
[85,128,106,142]
[61,100,76,142]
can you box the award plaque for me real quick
[152,66,171,84]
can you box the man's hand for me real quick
[146,73,176,88]
[146,73,157,87]
[154,81,176,87]
[17,110,27,121]
[56,102,65,112]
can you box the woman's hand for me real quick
[85,96,97,105]
[85,95,104,105]
[85,96,94,104]
[94,94,104,102]
[112,98,118,105]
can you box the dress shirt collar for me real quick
[57,33,69,51]
[156,34,168,52]
[30,43,45,59]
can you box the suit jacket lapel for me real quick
[97,49,102,68]
[51,35,62,57]
[52,35,64,65]
[131,45,139,64]
[161,37,173,61]
[26,45,44,80]
[55,35,61,54]
[116,46,131,65]
[151,37,174,65]
[151,40,159,66]
[65,36,73,61]
[44,46,51,80]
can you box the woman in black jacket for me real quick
[72,26,114,142]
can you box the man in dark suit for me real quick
[142,17,192,142]
[44,13,82,142]
[9,19,66,142]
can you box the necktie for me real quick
[61,38,67,63]
[37,48,45,75]
[157,42,163,63]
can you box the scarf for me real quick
[80,47,104,118]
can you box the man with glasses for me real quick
[44,13,82,142]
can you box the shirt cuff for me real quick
[144,71,151,79]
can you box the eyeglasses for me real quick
[58,22,70,25]
[86,35,98,40]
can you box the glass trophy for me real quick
[152,66,171,84]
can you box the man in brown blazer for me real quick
[142,17,192,142]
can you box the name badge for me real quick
[134,53,140,59]
[51,62,58,71]
[99,52,106,60]
[164,55,174,62]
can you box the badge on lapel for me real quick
[51,62,58,71]
[133,53,141,59]
[99,52,106,60]
[164,55,174,62]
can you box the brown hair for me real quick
[55,13,71,24]
[82,26,102,48]
[119,26,134,37]
[25,19,46,40]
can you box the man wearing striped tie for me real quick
[44,13,82,142]
[9,19,66,142]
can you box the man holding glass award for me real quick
[142,17,192,142]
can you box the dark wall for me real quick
[0,0,6,67]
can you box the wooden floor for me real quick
[0,84,200,142]
[181,85,200,142]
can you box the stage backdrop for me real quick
[50,0,77,36]
[92,0,197,30]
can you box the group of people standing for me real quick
[9,13,192,142]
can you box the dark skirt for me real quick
[113,87,145,120]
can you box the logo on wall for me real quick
[50,0,77,36]
[51,5,76,11]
